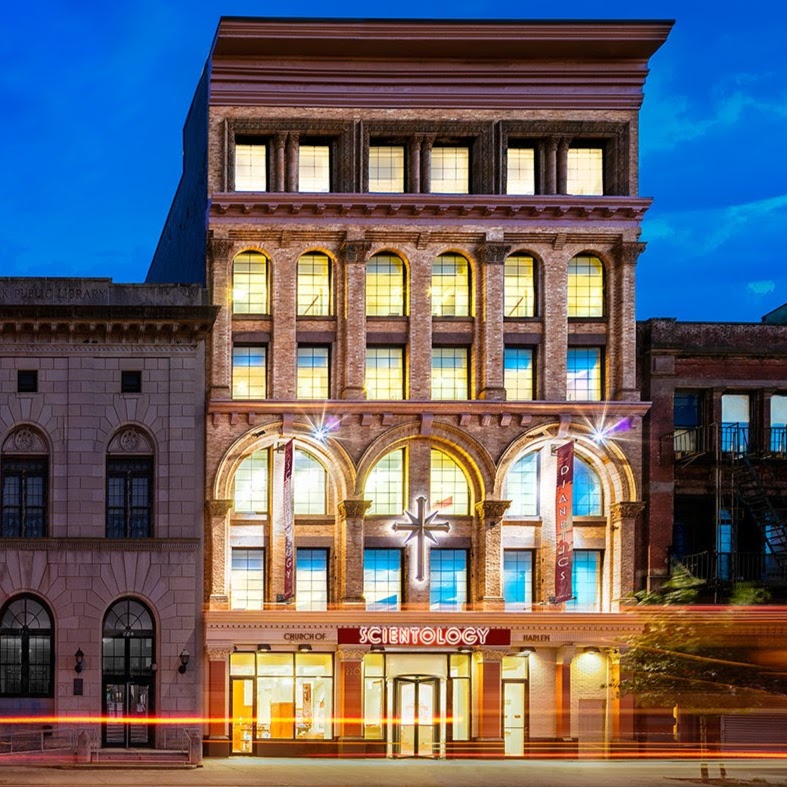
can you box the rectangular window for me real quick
[121,371,142,393]
[365,448,405,516]
[567,147,604,195]
[369,145,405,193]
[431,147,469,194]
[231,548,265,610]
[235,142,267,191]
[296,346,329,400]
[674,391,702,456]
[293,451,326,515]
[106,457,153,538]
[503,550,534,611]
[233,451,269,514]
[366,347,405,400]
[504,452,539,517]
[296,548,328,611]
[233,345,267,399]
[770,395,787,454]
[431,347,469,400]
[449,654,471,741]
[566,348,602,401]
[363,653,385,740]
[504,348,534,401]
[1,459,47,538]
[17,370,37,393]
[721,393,750,454]
[565,550,602,612]
[364,549,402,611]
[298,144,331,192]
[506,147,535,195]
[429,549,468,611]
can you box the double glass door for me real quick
[393,676,439,758]
[103,681,152,747]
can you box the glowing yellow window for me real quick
[504,255,535,317]
[431,347,468,400]
[430,449,469,515]
[297,253,331,316]
[369,146,405,193]
[366,253,406,316]
[296,346,329,399]
[431,147,469,194]
[506,148,535,195]
[235,143,267,191]
[232,345,266,399]
[233,251,268,314]
[431,254,470,317]
[299,144,331,192]
[366,347,404,400]
[233,450,269,513]
[567,147,604,195]
[567,255,604,318]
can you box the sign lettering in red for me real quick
[338,626,510,647]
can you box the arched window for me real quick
[106,428,154,539]
[364,449,405,515]
[1,427,48,538]
[432,253,470,317]
[294,450,326,515]
[504,254,536,317]
[366,253,406,316]
[574,458,603,517]
[234,450,269,515]
[567,254,604,318]
[0,595,53,697]
[297,252,332,316]
[430,449,470,515]
[232,250,269,314]
[503,452,539,517]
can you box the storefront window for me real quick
[363,653,386,740]
[449,654,470,741]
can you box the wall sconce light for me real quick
[257,643,271,652]
[178,649,190,674]
[74,648,84,674]
[519,646,536,657]
[584,646,601,655]
[297,644,313,653]
[370,645,385,653]
[150,661,158,673]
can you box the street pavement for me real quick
[0,758,787,787]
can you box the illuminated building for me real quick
[0,279,215,756]
[147,18,673,757]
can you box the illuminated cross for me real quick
[393,495,450,581]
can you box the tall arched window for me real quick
[567,254,604,317]
[432,253,470,317]
[0,595,53,697]
[366,253,406,316]
[294,450,327,515]
[364,449,405,515]
[297,252,332,316]
[574,457,603,516]
[232,250,269,314]
[1,427,48,538]
[503,452,539,517]
[504,254,536,317]
[106,428,154,539]
[234,450,269,515]
[430,449,470,515]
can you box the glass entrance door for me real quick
[231,678,255,753]
[393,676,439,758]
[503,681,527,756]
[103,681,152,747]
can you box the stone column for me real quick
[544,137,558,195]
[274,133,287,192]
[337,647,367,747]
[207,235,234,401]
[205,500,232,609]
[408,248,434,401]
[206,647,232,744]
[557,138,570,194]
[409,136,422,193]
[339,240,371,400]
[609,501,644,610]
[555,645,576,740]
[269,248,298,400]
[610,242,646,401]
[338,499,372,606]
[286,132,299,192]
[477,242,511,401]
[474,500,511,610]
[477,649,505,747]
[421,136,434,193]
[540,249,569,401]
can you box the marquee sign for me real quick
[338,626,510,647]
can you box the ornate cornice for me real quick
[610,501,645,523]
[338,499,372,520]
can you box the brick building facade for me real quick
[148,18,672,757]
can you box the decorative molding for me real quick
[336,647,368,661]
[338,499,372,520]
[616,241,647,266]
[479,649,508,662]
[2,427,46,454]
[206,499,234,518]
[610,501,645,523]
[476,500,512,524]
[339,240,373,264]
[206,647,233,661]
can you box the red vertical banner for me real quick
[282,439,295,601]
[554,441,574,604]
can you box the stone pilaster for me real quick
[540,249,569,401]
[338,499,372,605]
[408,248,434,400]
[286,132,299,192]
[478,649,506,743]
[474,499,511,610]
[273,133,287,192]
[421,136,434,193]
[206,646,233,740]
[207,234,234,401]
[205,499,232,608]
[339,241,372,400]
[544,137,558,195]
[409,135,423,193]
[557,137,570,194]
[555,645,576,740]
[477,242,511,401]
[269,247,298,400]
[609,501,645,609]
[336,646,367,742]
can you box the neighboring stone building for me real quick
[0,279,216,755]
[147,18,672,757]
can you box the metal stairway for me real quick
[735,458,787,566]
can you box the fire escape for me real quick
[666,422,787,588]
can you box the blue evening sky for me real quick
[1,2,784,322]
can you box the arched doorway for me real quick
[102,598,156,748]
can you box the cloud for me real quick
[747,280,775,296]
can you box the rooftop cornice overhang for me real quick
[210,194,652,225]
[212,18,674,61]
[208,400,651,418]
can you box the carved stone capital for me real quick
[336,646,368,661]
[338,499,372,520]
[610,501,645,523]
[340,240,372,264]
[475,499,512,525]
[616,241,647,266]
[479,649,507,662]
[207,233,234,264]
[477,242,512,266]
[206,499,233,518]
[206,647,233,662]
